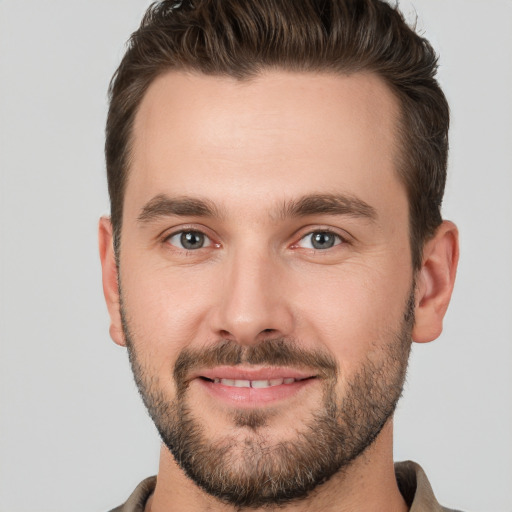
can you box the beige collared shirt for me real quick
[109,460,462,512]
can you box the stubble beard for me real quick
[122,292,414,509]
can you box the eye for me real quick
[297,231,343,250]
[166,230,212,250]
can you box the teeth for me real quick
[215,378,298,388]
[251,380,271,388]
[233,380,251,388]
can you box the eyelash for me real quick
[162,227,348,252]
[295,229,345,250]
[163,228,216,251]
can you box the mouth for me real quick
[192,367,318,406]
[199,376,315,388]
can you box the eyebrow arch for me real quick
[137,194,223,223]
[137,192,377,225]
[280,193,377,221]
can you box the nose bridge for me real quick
[215,242,293,344]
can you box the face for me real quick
[113,70,416,507]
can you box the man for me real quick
[99,0,460,510]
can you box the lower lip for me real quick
[196,378,316,407]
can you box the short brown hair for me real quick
[106,0,449,270]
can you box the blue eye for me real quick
[166,231,212,250]
[298,231,342,250]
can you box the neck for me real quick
[145,419,408,512]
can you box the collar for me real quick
[110,460,460,511]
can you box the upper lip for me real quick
[192,366,316,382]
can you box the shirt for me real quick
[109,460,462,512]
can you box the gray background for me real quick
[1,1,511,511]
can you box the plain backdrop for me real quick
[1,1,511,511]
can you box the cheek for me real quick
[292,263,411,367]
[119,259,221,356]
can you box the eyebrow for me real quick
[280,193,377,221]
[137,192,377,224]
[137,194,223,223]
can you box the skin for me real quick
[99,70,459,511]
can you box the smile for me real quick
[194,368,318,407]
[200,376,312,388]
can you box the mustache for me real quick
[174,338,338,392]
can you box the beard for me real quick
[122,291,414,509]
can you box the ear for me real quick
[98,216,126,347]
[412,221,459,343]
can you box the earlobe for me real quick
[412,221,459,344]
[98,216,126,347]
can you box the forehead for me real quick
[127,70,403,219]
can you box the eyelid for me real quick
[161,225,220,250]
[167,231,212,249]
[291,226,351,250]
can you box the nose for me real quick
[211,246,295,346]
